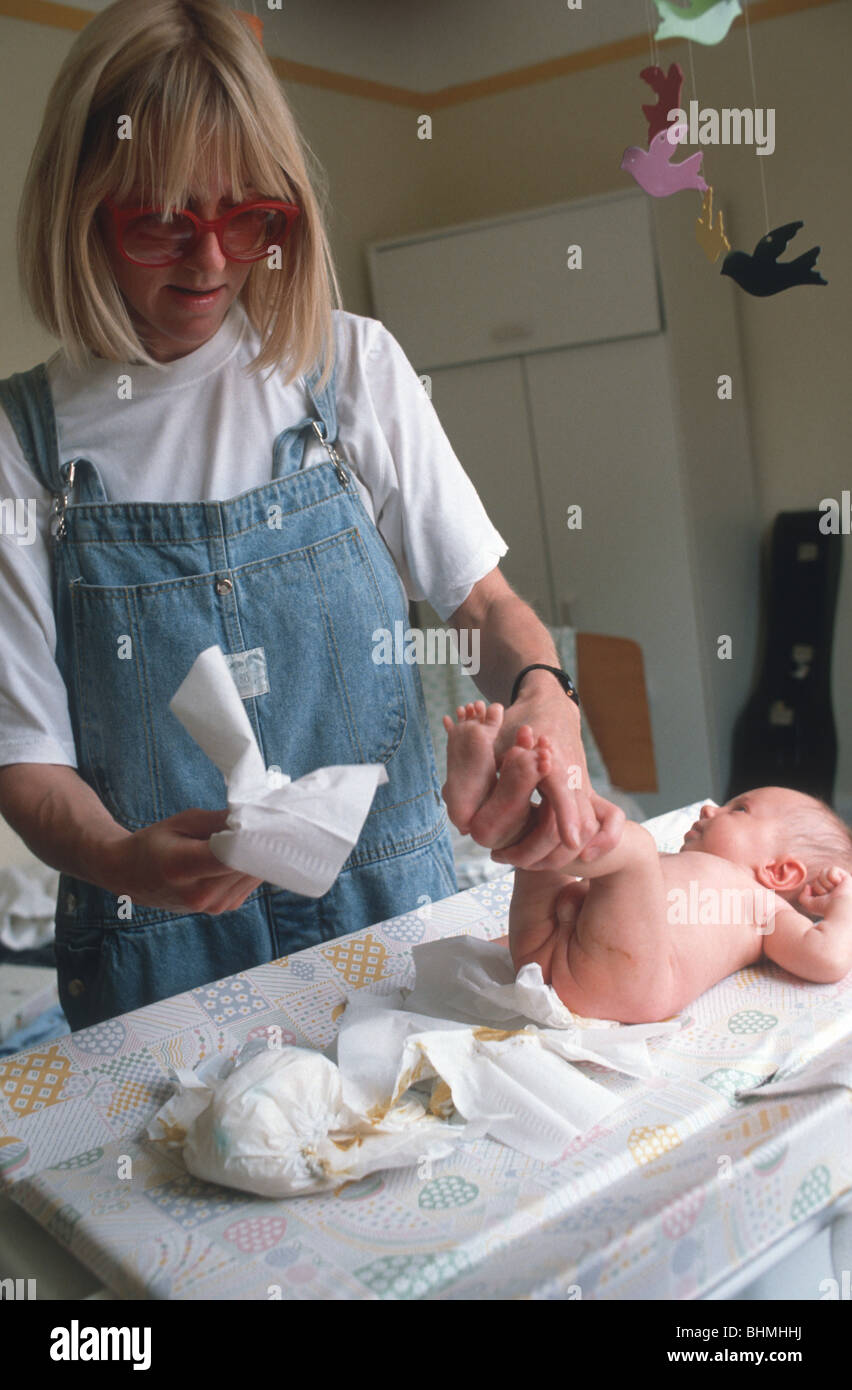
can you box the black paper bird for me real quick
[721,222,827,297]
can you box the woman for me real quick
[0,0,622,1031]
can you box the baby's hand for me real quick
[798,866,852,914]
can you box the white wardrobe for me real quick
[368,189,760,816]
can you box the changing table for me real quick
[1,872,851,1300]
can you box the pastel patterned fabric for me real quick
[1,869,851,1300]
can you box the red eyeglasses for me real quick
[102,194,300,266]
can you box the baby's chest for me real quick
[660,853,773,934]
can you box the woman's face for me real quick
[97,179,255,363]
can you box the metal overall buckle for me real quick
[311,420,349,488]
[50,459,77,540]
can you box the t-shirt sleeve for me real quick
[0,410,78,769]
[335,315,507,622]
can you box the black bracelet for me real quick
[510,664,580,707]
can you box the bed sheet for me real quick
[1,873,850,1301]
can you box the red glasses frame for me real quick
[101,194,300,266]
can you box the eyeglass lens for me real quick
[121,207,292,264]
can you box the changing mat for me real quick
[2,798,851,1299]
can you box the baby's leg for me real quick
[442,700,503,835]
[511,824,677,1022]
[443,702,549,846]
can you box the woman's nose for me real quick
[184,230,228,272]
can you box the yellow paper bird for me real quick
[696,187,731,264]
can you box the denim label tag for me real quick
[224,646,269,700]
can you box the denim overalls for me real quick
[0,353,457,1029]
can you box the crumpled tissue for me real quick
[333,936,677,1161]
[148,936,676,1193]
[169,644,387,896]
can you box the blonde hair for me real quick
[17,0,340,386]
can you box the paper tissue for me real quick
[148,937,676,1192]
[169,645,388,896]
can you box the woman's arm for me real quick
[446,566,625,865]
[0,763,262,914]
[0,763,129,886]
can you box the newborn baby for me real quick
[443,701,852,1022]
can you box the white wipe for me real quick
[149,937,678,1192]
[169,645,387,896]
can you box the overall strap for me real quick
[0,362,107,503]
[0,363,65,492]
[304,351,338,445]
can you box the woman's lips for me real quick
[167,285,225,305]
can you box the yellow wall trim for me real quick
[0,0,842,108]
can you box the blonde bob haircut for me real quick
[18,0,340,387]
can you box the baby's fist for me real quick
[798,866,852,911]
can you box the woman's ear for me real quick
[755,857,808,894]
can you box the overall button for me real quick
[65,892,77,912]
[68,979,85,998]
[215,577,233,595]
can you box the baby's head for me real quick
[681,787,852,901]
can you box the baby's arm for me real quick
[763,868,852,983]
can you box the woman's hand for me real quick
[452,673,626,868]
[101,808,264,914]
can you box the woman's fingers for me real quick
[490,801,562,868]
[577,796,627,864]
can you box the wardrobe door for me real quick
[369,191,660,369]
[426,357,555,623]
[525,335,714,814]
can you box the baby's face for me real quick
[680,786,804,869]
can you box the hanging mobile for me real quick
[621,124,708,198]
[640,62,684,142]
[721,222,828,296]
[653,0,742,46]
[696,187,731,263]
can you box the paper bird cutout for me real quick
[621,125,708,199]
[696,187,731,263]
[641,63,684,144]
[721,222,828,297]
[653,0,742,46]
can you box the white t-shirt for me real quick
[0,302,506,768]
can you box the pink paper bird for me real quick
[620,125,708,199]
[640,62,684,143]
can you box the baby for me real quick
[443,701,852,1023]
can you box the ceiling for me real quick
[44,0,669,89]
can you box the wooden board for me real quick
[576,632,658,793]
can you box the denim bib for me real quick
[0,353,456,1028]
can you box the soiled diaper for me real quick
[149,1039,475,1197]
[148,938,677,1194]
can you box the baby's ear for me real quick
[756,857,808,893]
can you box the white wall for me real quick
[0,2,849,865]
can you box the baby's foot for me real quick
[442,701,504,834]
[471,730,552,849]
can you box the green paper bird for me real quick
[653,0,742,46]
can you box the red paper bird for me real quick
[640,63,684,143]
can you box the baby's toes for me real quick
[484,702,504,730]
[470,743,540,845]
[535,744,552,778]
